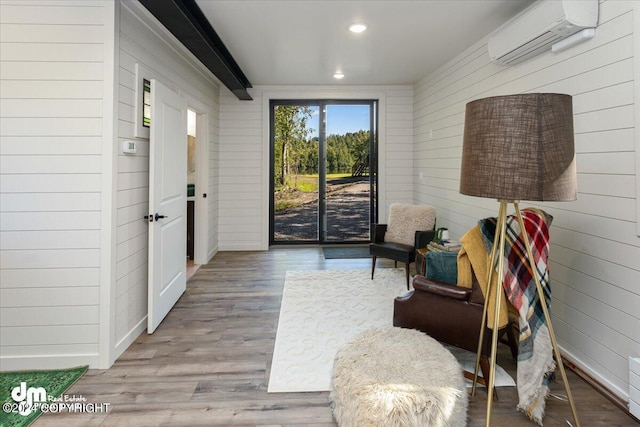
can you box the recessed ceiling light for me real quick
[333,72,345,79]
[348,23,367,33]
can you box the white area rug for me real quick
[268,268,515,393]
[446,345,516,388]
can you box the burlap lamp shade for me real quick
[460,93,577,201]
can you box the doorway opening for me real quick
[269,100,378,245]
[186,108,199,279]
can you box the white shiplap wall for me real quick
[218,85,413,250]
[0,0,113,369]
[413,0,640,401]
[113,1,220,358]
[1,0,221,370]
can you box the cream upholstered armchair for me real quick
[369,203,436,289]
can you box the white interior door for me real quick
[148,79,187,334]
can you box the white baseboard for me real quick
[0,354,100,372]
[219,242,266,251]
[561,346,629,402]
[113,316,147,363]
[207,245,218,263]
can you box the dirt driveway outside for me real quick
[273,178,371,242]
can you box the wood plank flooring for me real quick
[35,248,638,426]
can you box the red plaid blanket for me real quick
[479,208,554,426]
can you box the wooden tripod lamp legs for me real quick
[471,200,580,427]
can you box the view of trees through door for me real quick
[270,100,377,244]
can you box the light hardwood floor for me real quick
[36,248,638,426]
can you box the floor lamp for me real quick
[459,93,580,426]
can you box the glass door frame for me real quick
[269,99,378,245]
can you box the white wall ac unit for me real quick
[488,0,598,66]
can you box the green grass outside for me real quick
[279,173,351,193]
[274,173,352,212]
[274,199,299,211]
[289,175,317,192]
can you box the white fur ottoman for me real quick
[331,327,468,427]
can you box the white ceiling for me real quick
[195,0,533,86]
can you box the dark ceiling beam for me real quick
[139,0,253,100]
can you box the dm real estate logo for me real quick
[9,382,47,416]
[3,381,111,418]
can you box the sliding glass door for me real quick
[323,103,376,241]
[270,100,377,245]
[271,103,320,242]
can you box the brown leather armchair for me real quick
[393,274,517,385]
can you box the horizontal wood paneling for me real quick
[0,344,99,358]
[0,230,100,250]
[0,286,99,308]
[575,128,634,153]
[0,23,104,43]
[0,99,103,118]
[112,1,220,358]
[0,42,104,62]
[577,174,635,198]
[115,262,146,298]
[1,212,101,230]
[0,117,102,136]
[0,268,100,289]
[0,2,105,25]
[0,136,102,156]
[413,0,639,401]
[217,89,262,250]
[0,0,109,370]
[115,219,146,245]
[0,62,104,80]
[0,81,104,99]
[115,233,146,263]
[0,325,99,346]
[0,155,102,174]
[0,193,101,212]
[1,249,101,269]
[117,203,147,227]
[0,174,101,193]
[115,247,146,281]
[1,306,99,327]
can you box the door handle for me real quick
[154,213,168,221]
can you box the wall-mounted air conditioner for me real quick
[488,0,598,66]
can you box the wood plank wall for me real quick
[413,0,639,401]
[0,0,221,370]
[0,0,109,369]
[218,90,263,250]
[113,1,220,359]
[217,86,414,251]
